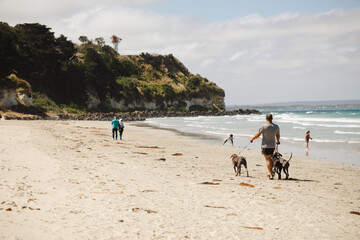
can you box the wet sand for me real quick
[0,120,359,239]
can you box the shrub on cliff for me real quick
[0,74,32,97]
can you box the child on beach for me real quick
[223,134,234,146]
[305,130,313,154]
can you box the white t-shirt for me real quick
[225,135,233,141]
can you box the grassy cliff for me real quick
[0,22,225,113]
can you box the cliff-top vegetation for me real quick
[0,22,225,113]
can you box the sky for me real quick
[1,0,360,105]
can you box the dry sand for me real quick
[0,120,359,240]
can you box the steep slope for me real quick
[0,22,225,113]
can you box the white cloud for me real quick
[1,1,359,105]
[229,51,245,61]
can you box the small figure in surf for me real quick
[223,134,234,146]
[305,130,313,155]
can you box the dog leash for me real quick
[238,142,250,155]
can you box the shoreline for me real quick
[1,120,359,239]
[137,120,360,167]
[0,108,261,121]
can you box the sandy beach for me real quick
[0,120,359,240]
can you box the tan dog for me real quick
[230,154,249,177]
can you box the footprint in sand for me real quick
[132,152,148,155]
[199,182,220,185]
[204,205,227,209]
[132,208,157,214]
[227,213,237,216]
[136,145,161,149]
[141,190,157,193]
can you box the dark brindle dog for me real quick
[230,154,249,177]
[272,152,292,180]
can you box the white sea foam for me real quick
[335,130,360,135]
[231,133,253,138]
[247,119,264,122]
[278,115,360,124]
[185,124,228,131]
[281,137,304,142]
[316,124,360,128]
[312,139,347,143]
[278,119,360,128]
[144,109,360,160]
[204,131,230,136]
[293,126,306,129]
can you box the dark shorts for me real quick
[262,148,275,156]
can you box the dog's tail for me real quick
[288,153,292,162]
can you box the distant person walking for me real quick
[305,130,313,155]
[112,117,120,140]
[250,113,280,180]
[119,119,125,140]
[223,134,234,146]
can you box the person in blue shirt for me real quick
[111,117,120,140]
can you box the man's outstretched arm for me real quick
[250,132,261,143]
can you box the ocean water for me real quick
[144,107,360,165]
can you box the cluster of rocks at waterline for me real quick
[1,109,260,121]
[57,109,261,121]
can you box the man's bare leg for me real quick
[306,142,309,156]
[265,154,273,179]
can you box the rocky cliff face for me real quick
[105,96,225,111]
[1,48,225,113]
[0,88,18,108]
[0,74,33,108]
[0,22,225,113]
[0,88,33,108]
[89,53,226,111]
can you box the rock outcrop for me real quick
[57,109,260,122]
[0,88,18,108]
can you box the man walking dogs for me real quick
[250,113,280,180]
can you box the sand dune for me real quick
[0,120,359,239]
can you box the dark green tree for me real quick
[95,37,105,47]
[0,22,18,77]
[84,47,114,100]
[78,36,89,44]
[55,34,76,60]
[14,23,59,91]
